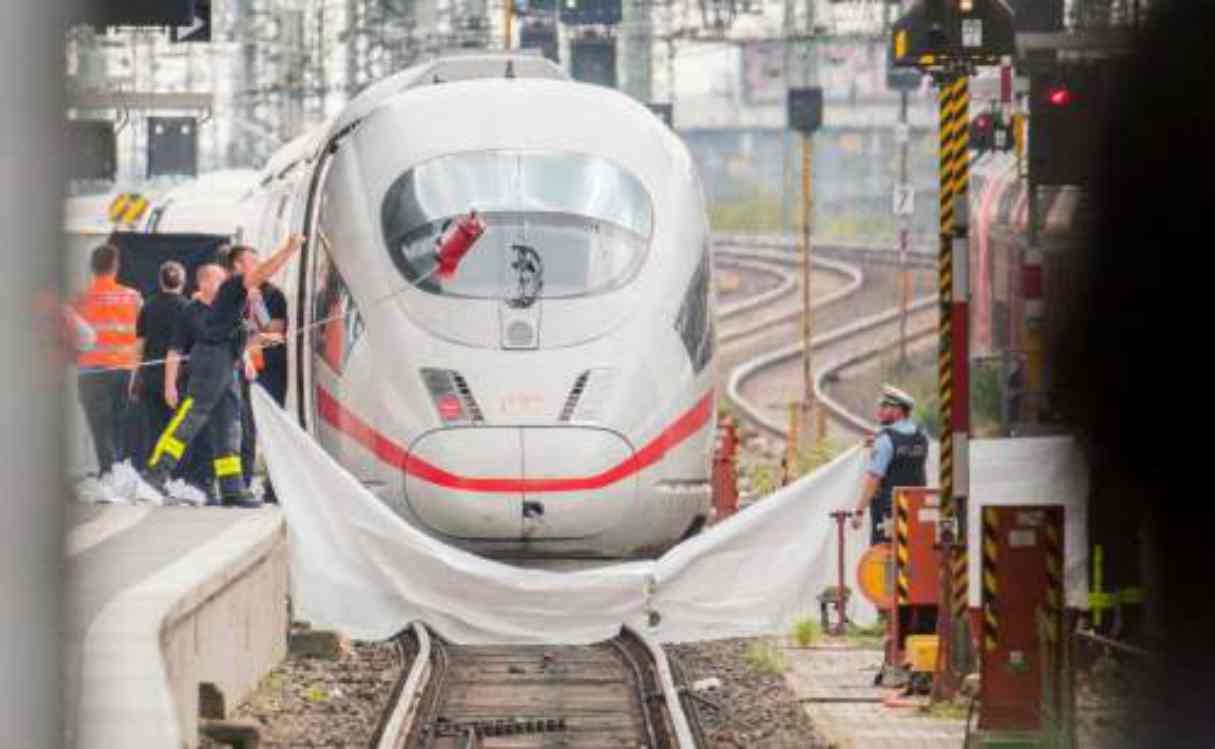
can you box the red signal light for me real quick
[1047,87,1072,106]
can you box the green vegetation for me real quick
[717,396,737,422]
[790,616,821,648]
[918,700,970,720]
[708,190,788,234]
[301,685,328,703]
[746,463,779,497]
[706,190,898,243]
[874,347,1009,440]
[845,622,885,650]
[744,638,788,675]
[788,438,844,480]
[876,353,941,439]
[970,359,1003,437]
[263,672,286,694]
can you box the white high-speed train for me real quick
[150,53,717,558]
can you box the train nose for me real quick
[404,427,639,541]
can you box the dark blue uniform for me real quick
[146,276,255,504]
[867,419,929,546]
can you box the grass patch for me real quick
[918,700,969,720]
[845,622,885,650]
[706,190,899,244]
[263,672,286,694]
[789,438,844,480]
[301,685,328,703]
[744,638,788,675]
[717,396,737,422]
[747,463,780,497]
[790,616,821,648]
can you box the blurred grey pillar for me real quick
[620,0,652,102]
[0,1,64,748]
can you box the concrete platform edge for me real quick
[76,510,288,749]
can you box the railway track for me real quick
[713,238,938,441]
[376,623,700,748]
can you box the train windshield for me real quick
[381,151,653,299]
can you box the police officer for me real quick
[850,385,929,546]
[143,235,303,507]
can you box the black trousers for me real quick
[78,369,130,475]
[143,378,213,491]
[870,498,892,548]
[240,372,287,490]
[148,343,245,496]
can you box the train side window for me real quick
[312,240,365,375]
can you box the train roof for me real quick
[345,77,695,205]
[257,53,566,185]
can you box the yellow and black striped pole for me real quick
[1043,518,1063,650]
[982,507,999,653]
[933,71,972,699]
[896,489,911,607]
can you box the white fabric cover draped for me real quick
[253,388,1089,644]
[253,387,878,644]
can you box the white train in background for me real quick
[145,53,718,558]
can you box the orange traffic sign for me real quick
[856,543,894,610]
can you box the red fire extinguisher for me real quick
[434,210,486,279]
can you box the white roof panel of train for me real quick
[324,54,567,144]
[157,168,260,204]
[346,78,692,202]
[256,54,567,183]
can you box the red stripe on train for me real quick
[314,386,714,494]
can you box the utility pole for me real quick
[781,0,796,233]
[801,0,823,444]
[801,126,814,439]
[621,0,653,101]
[504,0,513,49]
[897,88,910,369]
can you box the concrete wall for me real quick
[162,518,289,747]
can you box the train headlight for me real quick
[421,367,484,424]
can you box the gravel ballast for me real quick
[669,638,827,748]
[199,635,411,748]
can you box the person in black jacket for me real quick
[143,235,302,507]
[128,261,188,466]
[163,263,225,504]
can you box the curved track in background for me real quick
[713,236,938,442]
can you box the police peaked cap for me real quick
[878,384,915,410]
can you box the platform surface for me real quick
[63,503,285,748]
[784,645,967,749]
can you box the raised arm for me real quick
[244,234,304,291]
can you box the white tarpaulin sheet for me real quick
[252,388,881,644]
[253,390,1091,644]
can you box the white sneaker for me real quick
[95,470,131,504]
[133,472,166,505]
[164,479,206,507]
[75,476,121,504]
[103,461,140,500]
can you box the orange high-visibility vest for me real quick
[73,276,142,370]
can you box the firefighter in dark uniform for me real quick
[143,235,303,507]
[851,385,929,546]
